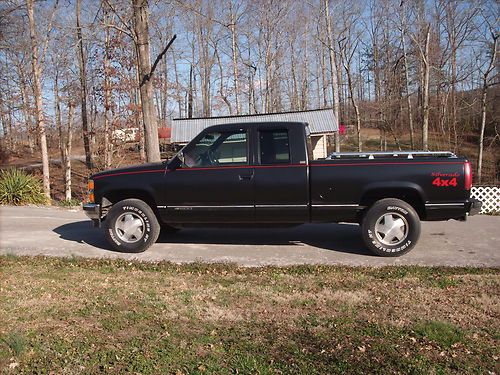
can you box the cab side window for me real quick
[183,131,248,167]
[259,129,290,165]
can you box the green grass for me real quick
[56,198,81,207]
[0,256,498,374]
[413,321,465,348]
[1,332,26,356]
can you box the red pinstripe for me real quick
[93,160,463,179]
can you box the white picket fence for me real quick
[471,186,500,214]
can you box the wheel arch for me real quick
[100,189,161,221]
[359,182,426,219]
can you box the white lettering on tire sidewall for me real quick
[368,206,412,253]
[387,206,408,215]
[111,206,152,246]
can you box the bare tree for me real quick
[338,4,363,151]
[324,0,340,152]
[420,25,431,151]
[398,2,415,149]
[477,31,498,183]
[26,0,50,198]
[410,20,431,151]
[64,101,74,200]
[443,0,478,151]
[1,0,498,187]
[103,1,113,168]
[103,0,175,162]
[76,0,92,168]
[228,0,241,114]
[132,0,161,162]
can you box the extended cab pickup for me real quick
[83,122,481,256]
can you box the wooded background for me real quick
[0,0,498,200]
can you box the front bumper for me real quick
[466,198,482,216]
[83,203,101,226]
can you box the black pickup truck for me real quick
[83,121,481,256]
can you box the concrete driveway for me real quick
[0,205,498,267]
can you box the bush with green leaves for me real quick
[0,168,47,205]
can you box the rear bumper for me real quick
[83,203,101,227]
[425,198,482,221]
[466,198,482,216]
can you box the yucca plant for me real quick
[0,168,47,205]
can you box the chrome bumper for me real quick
[83,203,101,226]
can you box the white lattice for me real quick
[471,186,500,214]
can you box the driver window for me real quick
[183,131,248,168]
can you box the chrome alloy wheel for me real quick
[114,212,145,243]
[374,213,409,246]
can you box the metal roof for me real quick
[171,108,338,144]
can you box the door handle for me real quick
[238,173,254,181]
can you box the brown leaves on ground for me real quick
[0,256,498,374]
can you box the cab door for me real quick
[162,128,255,223]
[254,127,309,222]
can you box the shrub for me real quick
[0,168,47,205]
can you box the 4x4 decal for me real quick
[431,172,459,188]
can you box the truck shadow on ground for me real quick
[53,221,373,256]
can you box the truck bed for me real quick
[309,152,469,223]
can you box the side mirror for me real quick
[168,151,184,170]
[178,151,185,166]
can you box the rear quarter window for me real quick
[259,129,290,164]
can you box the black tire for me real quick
[104,198,160,253]
[361,198,421,257]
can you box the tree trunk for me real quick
[450,46,457,150]
[172,47,183,117]
[188,64,193,118]
[400,22,415,149]
[132,0,161,162]
[340,49,361,151]
[229,1,240,115]
[133,55,146,162]
[76,0,92,169]
[17,64,34,154]
[103,8,113,168]
[65,102,74,200]
[477,35,498,183]
[421,25,431,151]
[477,88,487,184]
[324,0,340,152]
[290,44,299,110]
[54,72,64,168]
[1,63,16,152]
[26,0,50,199]
[301,24,310,110]
[215,46,232,114]
[0,90,9,149]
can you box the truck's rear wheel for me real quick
[105,199,160,253]
[361,198,420,257]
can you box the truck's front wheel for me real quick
[105,199,160,253]
[361,198,420,257]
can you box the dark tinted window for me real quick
[259,129,290,164]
